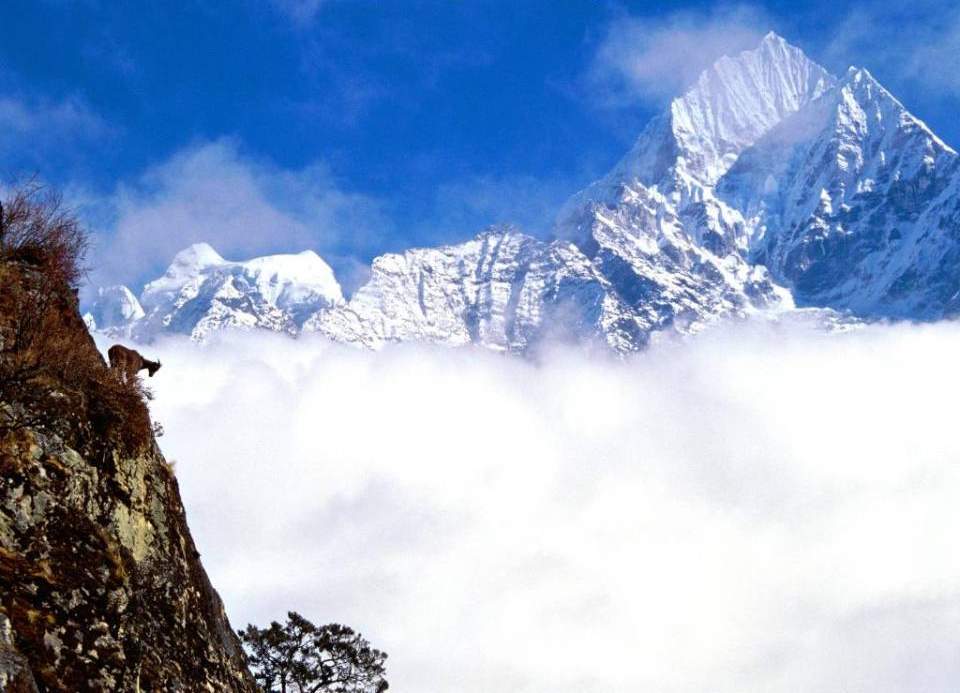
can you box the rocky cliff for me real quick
[0,260,254,691]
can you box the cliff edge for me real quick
[0,259,255,690]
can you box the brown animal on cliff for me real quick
[108,344,161,383]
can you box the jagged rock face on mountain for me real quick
[720,67,960,316]
[90,32,960,352]
[1,263,255,691]
[0,431,255,692]
[306,230,647,352]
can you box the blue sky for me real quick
[2,0,958,295]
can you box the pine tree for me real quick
[239,612,388,693]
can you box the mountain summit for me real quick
[90,33,960,352]
[571,30,835,206]
[89,245,344,342]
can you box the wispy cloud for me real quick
[88,138,392,292]
[584,5,770,108]
[0,92,109,168]
[110,319,960,692]
[270,0,326,28]
[80,139,575,294]
[83,145,585,298]
[823,2,960,97]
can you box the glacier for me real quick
[88,32,960,353]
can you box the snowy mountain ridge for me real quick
[566,32,836,205]
[89,33,960,352]
[87,243,343,341]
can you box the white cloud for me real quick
[0,93,108,160]
[586,5,769,107]
[271,0,326,27]
[90,139,391,291]
[823,3,960,98]
[97,319,960,692]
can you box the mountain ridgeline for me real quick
[90,33,960,352]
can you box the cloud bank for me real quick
[101,319,960,693]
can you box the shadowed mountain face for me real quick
[0,261,255,691]
[720,67,960,317]
[89,33,960,352]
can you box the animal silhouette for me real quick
[108,344,161,382]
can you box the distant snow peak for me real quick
[171,242,225,270]
[103,244,345,342]
[83,285,145,338]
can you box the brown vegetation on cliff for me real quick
[0,187,153,455]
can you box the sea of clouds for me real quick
[102,320,960,692]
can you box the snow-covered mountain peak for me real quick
[666,32,834,186]
[142,245,343,307]
[305,227,647,352]
[760,30,786,44]
[841,66,899,106]
[83,285,145,336]
[562,33,835,219]
[104,243,346,341]
[142,242,228,308]
[713,53,960,316]
[241,249,344,313]
[834,66,956,155]
[169,242,225,273]
[242,249,338,289]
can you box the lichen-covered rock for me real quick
[0,614,39,692]
[0,426,255,691]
